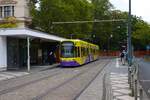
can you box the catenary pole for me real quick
[128,0,132,66]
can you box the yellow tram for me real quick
[60,39,99,66]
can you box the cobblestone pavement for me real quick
[0,58,136,100]
[0,59,110,100]
[0,71,29,81]
[77,60,113,100]
[110,58,134,100]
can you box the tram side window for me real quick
[96,49,97,54]
[82,47,85,57]
[94,49,96,54]
[87,48,89,55]
[92,49,94,55]
[85,48,87,56]
[93,49,94,54]
[84,47,87,56]
[81,47,83,57]
[86,48,88,56]
[76,47,78,57]
[85,48,86,56]
[83,48,85,56]
[78,47,80,57]
[74,47,77,57]
[90,48,91,54]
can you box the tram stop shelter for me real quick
[0,28,66,71]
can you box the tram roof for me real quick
[0,28,66,42]
[63,39,99,48]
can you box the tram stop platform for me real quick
[77,58,134,100]
[0,63,59,81]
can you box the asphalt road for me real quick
[0,59,111,100]
[137,59,150,98]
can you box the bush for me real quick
[0,17,17,28]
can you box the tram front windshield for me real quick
[61,42,74,58]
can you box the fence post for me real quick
[131,73,134,96]
[134,62,139,100]
[139,87,143,100]
[128,66,132,87]
[134,79,138,100]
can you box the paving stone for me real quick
[110,58,134,100]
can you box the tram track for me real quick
[32,60,111,100]
[0,68,62,95]
[32,68,88,100]
[74,61,110,100]
[0,60,101,95]
[0,59,110,100]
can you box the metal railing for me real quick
[128,59,150,100]
[128,60,138,100]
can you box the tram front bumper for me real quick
[60,61,80,66]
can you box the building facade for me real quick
[0,28,65,70]
[0,0,31,28]
[0,0,66,71]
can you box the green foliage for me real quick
[109,10,128,50]
[132,18,150,50]
[0,23,17,28]
[0,17,17,28]
[31,0,94,39]
[91,0,113,49]
[31,0,150,50]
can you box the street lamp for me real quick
[110,34,113,38]
[107,34,113,56]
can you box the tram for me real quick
[60,39,99,66]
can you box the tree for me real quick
[31,0,94,39]
[110,10,128,50]
[132,18,150,50]
[30,0,150,50]
[91,0,113,50]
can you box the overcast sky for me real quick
[110,0,150,23]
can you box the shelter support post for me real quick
[27,37,30,72]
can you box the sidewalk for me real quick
[0,63,59,81]
[77,60,112,100]
[110,58,134,100]
[77,58,134,100]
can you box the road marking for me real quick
[116,58,119,68]
[2,72,29,77]
[0,74,14,79]
[140,80,150,82]
[0,72,29,81]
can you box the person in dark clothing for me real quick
[49,51,56,65]
[120,50,126,65]
[120,52,124,62]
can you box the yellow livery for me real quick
[60,39,99,66]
